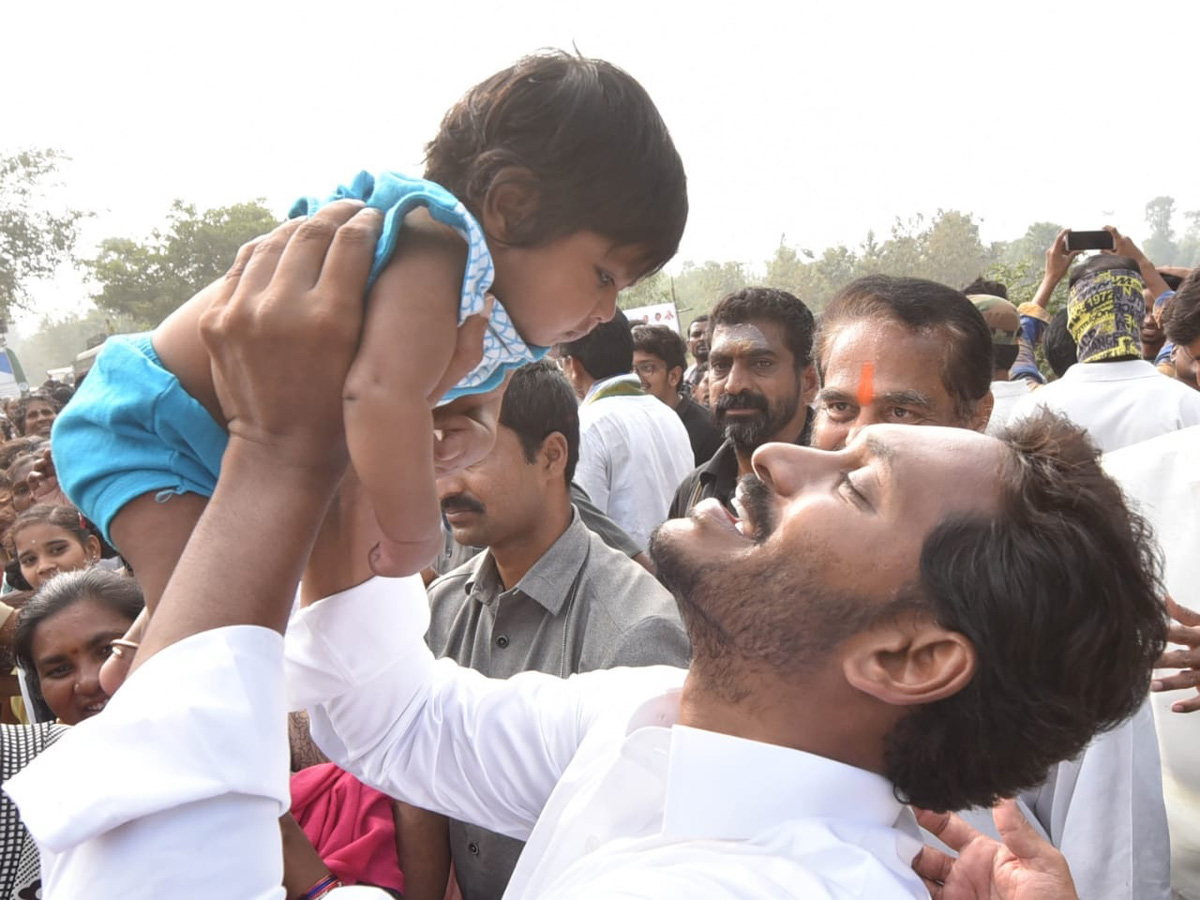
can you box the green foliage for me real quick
[8,307,138,384]
[1143,196,1179,266]
[88,199,281,328]
[620,261,749,333]
[0,149,89,320]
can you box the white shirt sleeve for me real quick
[574,422,613,514]
[283,576,615,841]
[5,626,290,900]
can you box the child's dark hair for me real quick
[424,50,688,277]
[10,504,92,550]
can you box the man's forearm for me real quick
[134,438,339,669]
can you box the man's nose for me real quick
[751,442,830,498]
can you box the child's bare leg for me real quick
[109,491,208,612]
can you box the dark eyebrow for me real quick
[876,389,935,409]
[817,387,855,404]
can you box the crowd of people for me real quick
[0,49,1198,900]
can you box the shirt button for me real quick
[496,634,509,648]
[468,841,480,855]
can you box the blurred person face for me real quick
[687,320,709,363]
[708,319,815,453]
[15,521,101,590]
[814,320,984,451]
[694,371,711,407]
[8,457,37,513]
[436,423,548,551]
[22,400,56,438]
[1173,343,1199,389]
[29,595,134,725]
[632,350,681,407]
[1141,290,1166,359]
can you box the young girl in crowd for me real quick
[51,50,687,608]
[10,505,107,593]
[13,567,143,725]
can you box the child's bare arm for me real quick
[343,216,468,577]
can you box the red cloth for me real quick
[290,763,405,893]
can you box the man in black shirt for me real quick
[668,288,817,517]
[631,324,722,465]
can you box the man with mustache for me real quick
[424,359,689,900]
[668,287,818,518]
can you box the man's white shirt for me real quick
[287,575,929,898]
[575,374,694,549]
[1009,358,1200,452]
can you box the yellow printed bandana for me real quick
[1067,268,1144,363]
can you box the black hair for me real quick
[994,343,1019,371]
[1068,254,1142,288]
[1161,271,1184,292]
[0,438,44,472]
[632,324,688,375]
[962,277,1009,300]
[556,308,634,380]
[885,410,1167,812]
[13,392,60,436]
[498,360,580,486]
[1044,309,1078,378]
[1164,269,1200,348]
[708,287,815,368]
[817,276,993,421]
[10,503,92,550]
[689,314,710,329]
[14,567,144,719]
[424,50,688,277]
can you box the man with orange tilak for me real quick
[810,274,1170,900]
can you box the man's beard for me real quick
[714,389,802,452]
[649,478,882,690]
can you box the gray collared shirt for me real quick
[425,506,689,900]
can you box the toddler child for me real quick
[51,51,688,608]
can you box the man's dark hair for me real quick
[1161,271,1184,292]
[962,277,1008,300]
[884,410,1166,812]
[1164,269,1200,348]
[689,314,710,330]
[556,309,633,380]
[817,276,993,420]
[708,288,815,368]
[1044,309,1077,378]
[498,360,579,486]
[424,50,687,277]
[632,324,687,375]
[1068,254,1142,288]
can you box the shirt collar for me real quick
[661,725,909,841]
[583,373,642,404]
[461,509,589,615]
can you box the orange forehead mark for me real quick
[856,362,875,407]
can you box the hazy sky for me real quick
[7,0,1198,331]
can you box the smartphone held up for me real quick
[1064,230,1116,252]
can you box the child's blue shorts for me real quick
[51,333,227,547]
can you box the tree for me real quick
[0,149,89,320]
[88,199,281,328]
[8,307,138,385]
[1143,196,1179,266]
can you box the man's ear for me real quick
[668,366,683,391]
[800,363,820,406]
[540,431,569,480]
[480,168,539,242]
[841,612,976,707]
[969,391,995,434]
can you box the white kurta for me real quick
[285,575,930,899]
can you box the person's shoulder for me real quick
[426,553,484,603]
[579,533,673,609]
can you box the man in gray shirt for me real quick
[422,360,690,899]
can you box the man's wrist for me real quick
[222,435,345,496]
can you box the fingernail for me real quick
[1151,680,1163,691]
[1174,704,1185,713]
